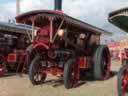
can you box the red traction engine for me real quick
[0,23,32,76]
[16,0,111,89]
[109,8,128,96]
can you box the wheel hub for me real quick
[34,74,42,82]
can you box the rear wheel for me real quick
[118,61,128,96]
[29,55,47,85]
[64,59,78,89]
[92,45,111,80]
[0,55,6,77]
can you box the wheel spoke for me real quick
[34,74,42,81]
[29,55,47,85]
[64,59,78,89]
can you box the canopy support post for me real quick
[50,19,53,43]
[32,20,35,43]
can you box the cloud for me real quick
[0,0,128,37]
[0,2,15,21]
[21,0,53,12]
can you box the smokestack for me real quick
[16,0,20,16]
[54,0,62,11]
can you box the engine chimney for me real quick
[16,0,20,16]
[54,0,62,11]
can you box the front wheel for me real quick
[64,59,78,89]
[118,63,128,96]
[29,55,47,85]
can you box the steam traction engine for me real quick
[109,8,128,96]
[0,22,32,76]
[16,0,111,89]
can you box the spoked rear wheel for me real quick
[64,59,78,89]
[118,63,128,96]
[0,55,6,77]
[29,55,47,85]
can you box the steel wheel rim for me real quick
[122,69,128,96]
[102,51,110,79]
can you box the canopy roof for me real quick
[109,7,128,32]
[0,22,33,35]
[16,10,112,35]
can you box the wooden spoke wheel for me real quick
[92,45,111,80]
[118,62,128,96]
[29,55,47,85]
[64,59,78,89]
[0,55,6,77]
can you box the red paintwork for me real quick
[16,10,64,23]
[123,49,128,59]
[122,52,125,61]
[32,42,49,50]
[34,26,54,43]
[78,57,90,69]
[3,49,28,76]
[121,49,128,64]
[38,68,63,75]
[16,10,65,26]
[7,53,17,62]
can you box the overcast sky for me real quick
[0,0,128,37]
